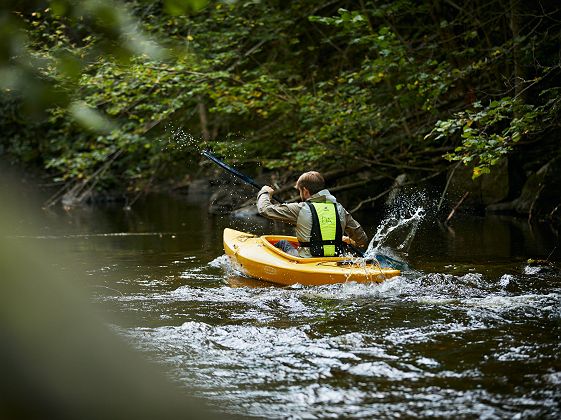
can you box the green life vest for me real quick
[300,202,343,257]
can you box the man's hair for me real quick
[296,171,325,195]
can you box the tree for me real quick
[1,0,560,208]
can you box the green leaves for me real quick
[427,97,542,178]
[309,8,367,29]
[2,0,559,197]
[164,0,208,16]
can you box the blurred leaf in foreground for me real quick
[0,164,233,420]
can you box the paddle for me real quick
[343,242,408,270]
[341,240,409,270]
[202,150,408,270]
[202,150,284,204]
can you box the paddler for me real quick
[257,171,368,257]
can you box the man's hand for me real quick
[342,236,356,246]
[262,186,274,195]
[258,185,275,200]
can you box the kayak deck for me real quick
[223,228,401,286]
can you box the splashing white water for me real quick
[371,206,424,251]
[363,206,425,265]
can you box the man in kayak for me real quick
[257,171,369,258]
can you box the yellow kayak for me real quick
[223,228,401,286]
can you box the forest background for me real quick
[1,0,560,223]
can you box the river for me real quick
[8,189,561,418]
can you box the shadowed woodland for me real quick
[1,0,560,223]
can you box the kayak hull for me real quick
[223,228,401,286]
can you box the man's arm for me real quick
[343,211,369,248]
[257,186,301,225]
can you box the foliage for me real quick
[426,97,542,178]
[0,0,560,197]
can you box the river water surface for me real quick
[18,192,561,418]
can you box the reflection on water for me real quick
[13,193,561,418]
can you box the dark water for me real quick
[14,192,561,418]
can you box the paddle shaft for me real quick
[202,151,284,204]
[347,243,365,257]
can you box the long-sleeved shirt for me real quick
[257,187,369,257]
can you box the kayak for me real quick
[223,228,401,286]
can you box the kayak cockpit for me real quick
[260,235,358,264]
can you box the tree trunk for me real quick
[197,97,210,141]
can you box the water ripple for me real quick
[103,256,561,419]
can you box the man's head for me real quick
[295,171,325,200]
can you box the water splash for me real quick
[357,195,426,272]
[368,206,425,255]
[162,126,250,165]
[163,126,201,153]
[359,189,429,269]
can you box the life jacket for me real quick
[299,202,343,257]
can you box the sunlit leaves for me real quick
[426,97,542,178]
